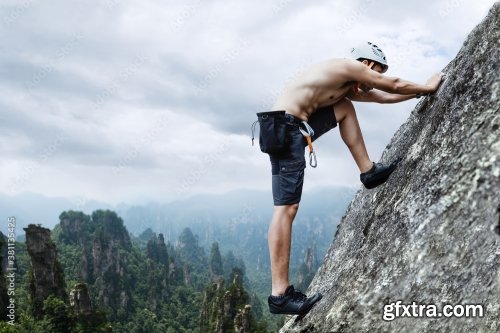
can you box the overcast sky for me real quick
[0,0,496,205]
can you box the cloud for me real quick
[0,0,496,204]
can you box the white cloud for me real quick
[0,0,496,204]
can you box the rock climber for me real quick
[257,42,444,316]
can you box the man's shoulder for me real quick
[315,58,361,73]
[309,58,361,81]
[337,58,364,69]
[323,58,358,65]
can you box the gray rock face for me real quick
[69,283,93,315]
[24,224,66,319]
[282,3,499,333]
[234,304,252,333]
[200,273,255,333]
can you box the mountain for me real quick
[0,185,356,331]
[3,210,266,332]
[120,187,355,278]
[0,187,355,238]
[118,187,356,237]
[0,192,112,235]
[282,3,499,332]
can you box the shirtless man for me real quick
[264,42,444,316]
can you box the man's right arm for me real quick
[343,60,444,95]
[347,89,418,104]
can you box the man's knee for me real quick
[287,203,299,215]
[274,203,300,218]
[334,98,356,122]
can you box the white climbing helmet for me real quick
[351,42,388,73]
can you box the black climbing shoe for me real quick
[268,285,323,316]
[360,159,400,189]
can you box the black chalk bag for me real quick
[251,111,289,154]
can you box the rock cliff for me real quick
[69,282,93,315]
[24,224,67,319]
[200,269,256,333]
[147,232,169,268]
[282,3,499,333]
[58,210,134,311]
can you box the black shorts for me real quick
[269,105,338,206]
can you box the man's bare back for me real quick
[272,59,355,119]
[272,58,443,121]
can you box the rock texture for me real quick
[200,269,254,333]
[145,233,170,311]
[146,233,169,268]
[234,304,252,333]
[69,282,93,315]
[24,224,67,319]
[282,4,499,333]
[58,210,134,311]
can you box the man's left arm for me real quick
[347,89,417,104]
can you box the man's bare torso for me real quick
[272,58,353,121]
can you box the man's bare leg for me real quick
[268,203,299,296]
[333,98,374,173]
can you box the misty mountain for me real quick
[118,187,356,244]
[1,187,356,240]
[0,192,112,235]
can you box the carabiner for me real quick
[309,150,317,168]
[299,121,318,168]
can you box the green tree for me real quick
[146,236,159,262]
[43,296,73,333]
[222,250,246,285]
[222,250,236,283]
[157,234,169,267]
[91,210,131,249]
[176,228,207,289]
[56,211,92,244]
[17,312,55,333]
[146,233,169,268]
[0,232,8,320]
[0,322,18,333]
[138,228,155,242]
[209,242,223,279]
